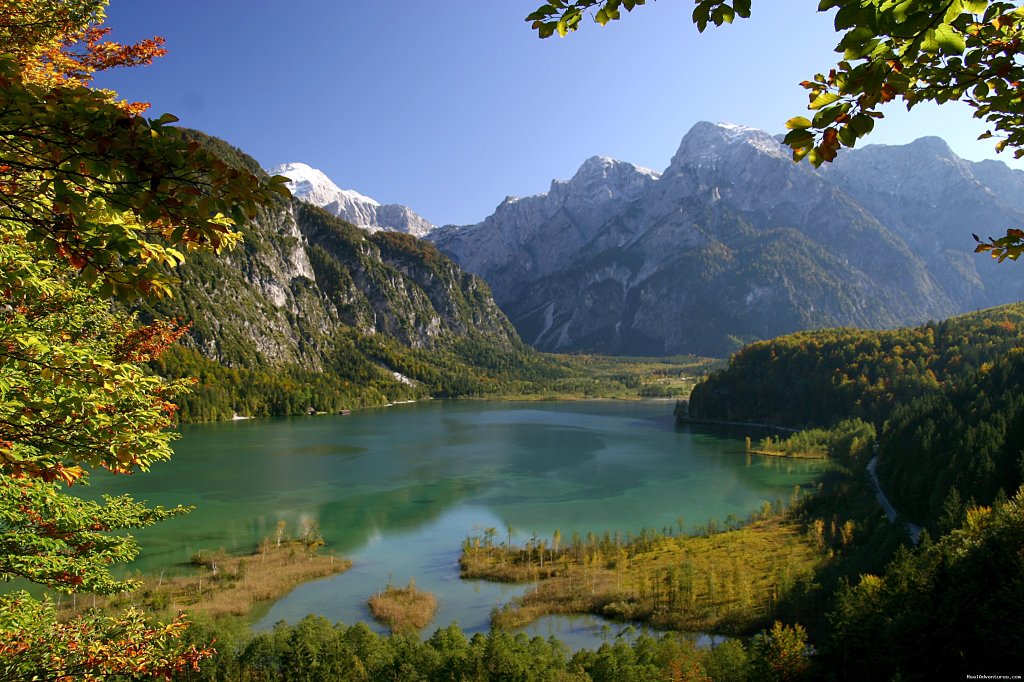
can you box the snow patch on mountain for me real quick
[670,121,790,170]
[273,162,379,208]
[271,162,435,237]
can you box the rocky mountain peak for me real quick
[823,135,983,210]
[272,162,379,209]
[271,162,435,237]
[569,155,660,184]
[431,120,1023,357]
[545,155,661,213]
[668,121,790,172]
[904,135,957,159]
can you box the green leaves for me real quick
[0,55,271,301]
[693,0,751,32]
[922,24,967,54]
[809,91,841,110]
[0,476,190,594]
[776,0,1024,173]
[0,2,275,677]
[527,0,650,38]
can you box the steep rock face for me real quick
[273,162,436,237]
[820,137,1024,309]
[431,156,661,308]
[431,122,1020,356]
[146,195,518,372]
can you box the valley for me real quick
[7,2,1024,679]
[48,129,1024,679]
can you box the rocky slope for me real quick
[273,162,435,237]
[144,134,520,390]
[430,122,1024,356]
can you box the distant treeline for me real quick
[151,333,713,423]
[747,418,876,460]
[151,332,570,422]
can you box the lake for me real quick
[85,400,827,640]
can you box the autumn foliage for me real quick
[0,0,164,99]
[0,1,278,679]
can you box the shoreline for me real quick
[54,540,351,621]
[746,448,827,460]
[676,414,801,433]
[190,394,690,426]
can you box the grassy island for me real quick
[456,420,880,636]
[461,512,826,635]
[55,537,351,621]
[368,578,439,635]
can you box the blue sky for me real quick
[95,1,1018,226]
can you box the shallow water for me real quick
[84,400,827,640]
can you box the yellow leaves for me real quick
[857,573,883,592]
[51,465,84,487]
[974,228,1024,261]
[809,91,841,110]
[964,505,992,532]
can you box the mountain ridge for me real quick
[273,161,436,237]
[429,121,1024,356]
[140,132,537,419]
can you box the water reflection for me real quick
[518,614,728,651]
[80,400,828,644]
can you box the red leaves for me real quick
[113,319,191,363]
[821,128,841,161]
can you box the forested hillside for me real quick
[136,133,577,420]
[879,348,1024,526]
[688,302,1024,530]
[675,302,1024,677]
[688,303,1024,427]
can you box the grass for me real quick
[497,354,723,401]
[54,538,351,620]
[747,448,828,459]
[746,435,828,459]
[461,512,827,636]
[367,578,438,635]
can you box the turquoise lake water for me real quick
[84,400,827,642]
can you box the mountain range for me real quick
[268,121,1024,358]
[422,122,1024,356]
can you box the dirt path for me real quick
[867,455,922,545]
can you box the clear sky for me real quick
[94,1,1020,226]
